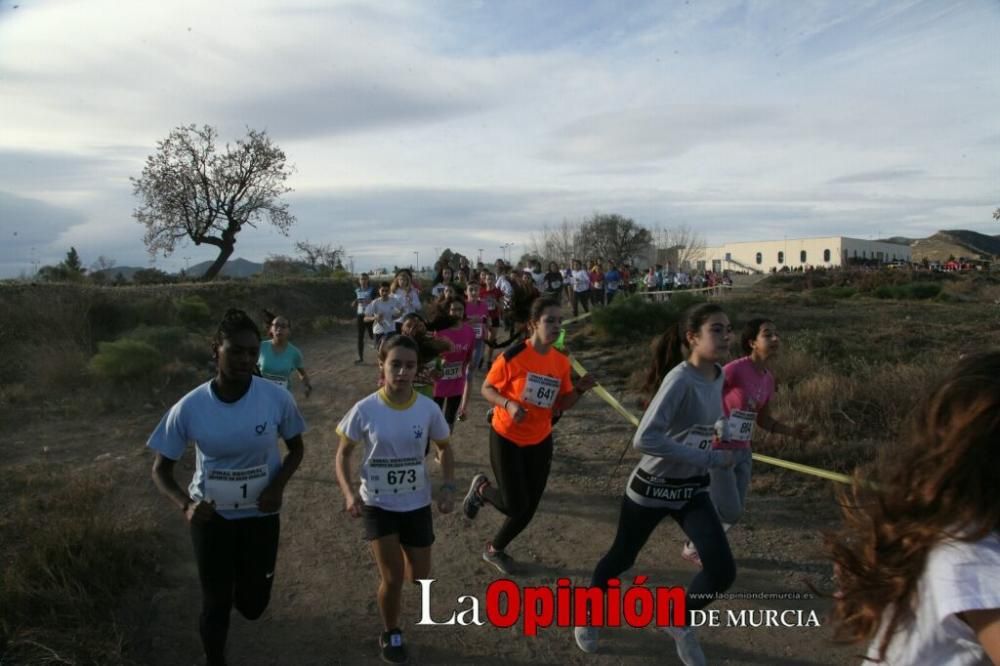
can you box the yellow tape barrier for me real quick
[567,355,854,486]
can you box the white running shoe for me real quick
[680,541,703,568]
[574,625,600,653]
[663,626,706,666]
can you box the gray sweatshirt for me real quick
[626,361,739,509]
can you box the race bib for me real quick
[728,410,756,443]
[681,425,716,451]
[367,458,426,495]
[472,323,484,339]
[486,296,497,310]
[441,361,464,380]
[521,372,560,409]
[262,373,288,389]
[205,464,269,511]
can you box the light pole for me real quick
[348,255,354,276]
[500,242,513,263]
[412,251,419,273]
[477,248,483,264]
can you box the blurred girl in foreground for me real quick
[827,351,1000,665]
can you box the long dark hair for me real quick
[399,313,452,363]
[740,318,773,356]
[826,352,1000,661]
[641,303,725,397]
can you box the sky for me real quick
[1,0,999,277]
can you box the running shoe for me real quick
[355,358,364,365]
[485,407,494,424]
[574,625,600,653]
[379,628,408,664]
[680,541,703,568]
[463,473,488,519]
[662,626,706,666]
[482,545,516,575]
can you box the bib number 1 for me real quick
[205,465,269,511]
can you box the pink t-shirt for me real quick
[465,300,490,340]
[433,325,475,397]
[718,356,775,449]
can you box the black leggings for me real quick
[481,429,553,551]
[433,395,461,428]
[356,314,372,359]
[190,513,281,666]
[572,290,590,317]
[590,494,734,621]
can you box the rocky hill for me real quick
[910,229,1000,263]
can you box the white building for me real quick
[690,236,912,274]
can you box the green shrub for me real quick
[175,295,212,328]
[590,293,706,340]
[89,339,163,382]
[127,324,188,349]
[813,286,857,299]
[311,315,338,333]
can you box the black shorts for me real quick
[362,504,435,547]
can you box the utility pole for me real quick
[477,248,483,264]
[412,251,419,273]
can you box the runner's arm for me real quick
[335,434,362,515]
[433,440,455,487]
[295,368,313,395]
[271,433,305,491]
[961,608,1000,664]
[151,453,216,522]
[556,374,596,411]
[151,453,192,512]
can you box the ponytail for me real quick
[641,302,726,398]
[642,324,685,397]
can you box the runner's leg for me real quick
[191,515,236,666]
[232,514,280,620]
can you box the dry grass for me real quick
[0,466,160,665]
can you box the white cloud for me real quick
[0,0,998,277]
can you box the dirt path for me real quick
[27,326,856,665]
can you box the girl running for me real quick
[336,335,456,665]
[463,297,596,574]
[481,271,503,367]
[390,270,422,332]
[353,273,376,365]
[570,259,591,317]
[459,282,490,419]
[258,311,312,397]
[827,351,1000,665]
[683,317,815,565]
[574,303,741,665]
[364,282,401,353]
[398,313,451,399]
[430,265,456,299]
[542,261,565,302]
[149,309,307,666]
[433,298,475,431]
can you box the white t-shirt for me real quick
[572,269,591,292]
[391,287,422,322]
[336,389,450,512]
[365,299,399,335]
[147,377,307,520]
[867,532,1000,665]
[495,275,514,305]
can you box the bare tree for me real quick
[527,219,583,266]
[576,213,653,265]
[650,223,706,269]
[132,124,295,281]
[294,240,344,272]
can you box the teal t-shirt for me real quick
[258,341,304,388]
